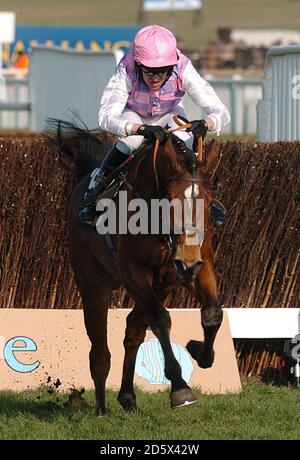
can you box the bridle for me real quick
[151,115,209,254]
[123,115,209,254]
[152,114,204,197]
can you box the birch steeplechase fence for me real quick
[0,136,299,383]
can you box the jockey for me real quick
[79,24,230,227]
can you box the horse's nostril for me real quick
[192,260,203,275]
[174,259,188,273]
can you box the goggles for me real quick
[139,65,174,77]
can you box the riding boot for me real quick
[78,145,128,227]
[209,199,227,227]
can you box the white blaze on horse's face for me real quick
[173,184,204,281]
[184,185,199,199]
[183,185,204,247]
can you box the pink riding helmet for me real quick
[133,25,178,68]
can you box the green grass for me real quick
[1,0,299,49]
[1,380,300,440]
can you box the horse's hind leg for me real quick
[118,308,148,411]
[70,237,114,416]
[81,282,112,415]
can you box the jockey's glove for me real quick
[137,124,168,142]
[187,119,208,139]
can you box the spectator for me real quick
[14,50,29,70]
[217,28,236,69]
[203,41,220,70]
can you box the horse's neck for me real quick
[130,144,180,200]
[130,148,160,199]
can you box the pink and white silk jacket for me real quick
[123,49,188,118]
[98,49,231,137]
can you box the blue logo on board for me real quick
[135,338,193,384]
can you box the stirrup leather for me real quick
[209,199,227,227]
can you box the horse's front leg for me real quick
[118,307,148,411]
[120,258,197,409]
[149,304,197,408]
[187,258,223,369]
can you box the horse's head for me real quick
[156,134,219,284]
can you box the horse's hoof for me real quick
[95,407,106,416]
[118,393,137,412]
[186,340,215,369]
[170,388,197,409]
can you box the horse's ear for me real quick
[202,139,219,175]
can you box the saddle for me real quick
[95,173,126,202]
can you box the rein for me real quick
[123,115,208,255]
[152,114,203,195]
[151,115,206,254]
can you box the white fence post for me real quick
[257,45,300,141]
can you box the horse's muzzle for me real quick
[174,259,203,283]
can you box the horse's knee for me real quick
[150,308,171,331]
[90,346,111,378]
[123,333,145,352]
[201,306,223,328]
[124,313,147,350]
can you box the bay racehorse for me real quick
[49,119,223,415]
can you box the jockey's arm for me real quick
[129,118,214,135]
[98,64,134,137]
[98,66,169,137]
[99,60,228,137]
[202,117,215,131]
[182,61,231,135]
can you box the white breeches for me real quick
[116,105,194,155]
